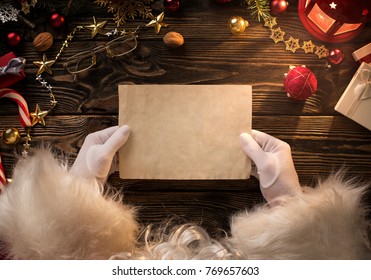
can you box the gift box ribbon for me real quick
[0,57,26,77]
[346,69,371,117]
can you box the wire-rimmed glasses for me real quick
[63,34,138,76]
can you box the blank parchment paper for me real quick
[119,84,252,179]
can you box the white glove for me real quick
[70,125,130,184]
[240,130,302,204]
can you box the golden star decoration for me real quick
[302,40,315,53]
[270,27,285,43]
[30,104,48,127]
[146,12,168,34]
[284,36,300,53]
[85,16,107,38]
[33,54,55,75]
[21,2,30,14]
[315,45,329,59]
[264,16,277,29]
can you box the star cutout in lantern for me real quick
[284,36,300,53]
[329,2,337,9]
[85,16,107,38]
[264,16,277,29]
[270,27,286,43]
[362,9,369,16]
[315,45,329,59]
[146,12,168,34]
[302,40,315,53]
[33,54,55,75]
[30,104,48,126]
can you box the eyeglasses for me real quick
[63,34,138,75]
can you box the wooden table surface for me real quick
[1,0,371,236]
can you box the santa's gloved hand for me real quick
[70,125,130,184]
[240,130,302,204]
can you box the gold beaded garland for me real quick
[2,127,21,145]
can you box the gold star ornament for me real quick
[146,12,168,34]
[85,16,107,38]
[284,36,300,53]
[264,16,277,29]
[33,54,55,75]
[301,40,315,53]
[30,104,48,126]
[315,45,329,59]
[270,27,285,43]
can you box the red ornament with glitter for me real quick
[298,0,371,43]
[164,0,182,12]
[283,66,317,100]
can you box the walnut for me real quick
[33,32,54,52]
[163,32,184,48]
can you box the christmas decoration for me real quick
[146,12,168,34]
[228,16,249,34]
[0,88,32,128]
[85,16,107,38]
[270,0,289,15]
[327,48,344,65]
[284,36,300,53]
[33,54,55,75]
[298,0,371,43]
[2,128,21,145]
[95,0,153,26]
[163,31,184,47]
[6,32,21,47]
[49,12,65,28]
[0,153,6,191]
[352,43,371,64]
[264,16,329,59]
[30,104,48,126]
[241,0,270,21]
[0,3,18,23]
[335,62,371,131]
[0,53,26,88]
[33,32,54,52]
[0,88,32,191]
[214,0,233,3]
[164,0,182,12]
[283,66,317,100]
[0,2,35,28]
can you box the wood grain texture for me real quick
[1,0,370,232]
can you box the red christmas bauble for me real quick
[6,32,21,47]
[283,66,317,100]
[270,0,289,15]
[328,48,344,65]
[49,12,65,28]
[164,0,182,12]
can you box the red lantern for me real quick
[298,0,371,43]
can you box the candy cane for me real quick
[0,88,31,127]
[0,88,31,192]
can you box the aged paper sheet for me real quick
[119,84,252,179]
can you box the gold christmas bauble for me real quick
[2,127,21,145]
[228,16,249,34]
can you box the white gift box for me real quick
[335,62,371,131]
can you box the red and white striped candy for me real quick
[0,88,31,127]
[0,88,31,191]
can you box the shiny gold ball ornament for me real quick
[228,16,249,34]
[2,127,21,145]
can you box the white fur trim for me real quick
[0,149,138,259]
[229,175,370,259]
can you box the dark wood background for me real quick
[1,0,370,236]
